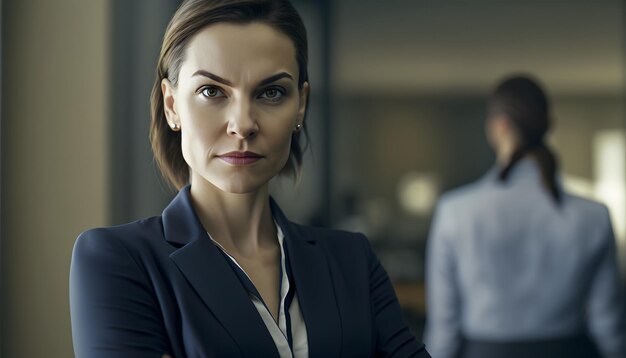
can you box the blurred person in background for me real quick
[424,75,626,358]
[69,0,430,357]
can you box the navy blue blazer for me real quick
[70,186,430,358]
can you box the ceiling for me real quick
[333,0,624,95]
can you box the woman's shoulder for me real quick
[78,215,163,241]
[73,216,166,261]
[562,192,610,218]
[561,194,614,241]
[437,177,489,209]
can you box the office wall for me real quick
[1,0,109,356]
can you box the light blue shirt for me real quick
[424,159,626,358]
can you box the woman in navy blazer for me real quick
[69,1,430,357]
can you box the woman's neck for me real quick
[189,178,277,257]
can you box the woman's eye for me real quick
[200,87,224,98]
[259,88,284,102]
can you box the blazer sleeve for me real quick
[70,229,172,358]
[586,210,626,358]
[423,201,462,358]
[361,234,431,357]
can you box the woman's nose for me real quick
[226,99,258,139]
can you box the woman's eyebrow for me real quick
[191,70,233,86]
[256,72,294,87]
[191,70,294,88]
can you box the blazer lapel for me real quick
[271,199,343,358]
[163,186,279,357]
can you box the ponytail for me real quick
[498,143,561,204]
[491,75,561,205]
[529,144,561,204]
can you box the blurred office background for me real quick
[1,0,625,357]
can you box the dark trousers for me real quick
[459,334,600,358]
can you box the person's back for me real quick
[426,160,625,356]
[424,75,626,358]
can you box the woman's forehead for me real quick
[179,22,298,85]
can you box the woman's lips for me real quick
[217,151,263,165]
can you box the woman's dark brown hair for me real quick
[150,0,309,190]
[489,75,561,204]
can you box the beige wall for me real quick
[2,1,109,357]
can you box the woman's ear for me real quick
[161,78,180,129]
[296,81,309,126]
